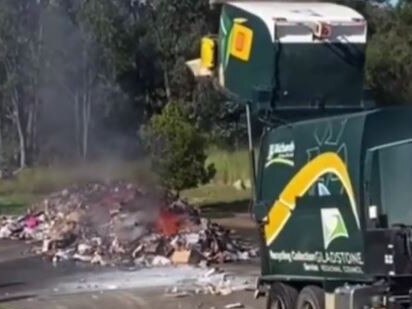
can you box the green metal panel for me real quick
[218,4,366,111]
[255,107,412,282]
[256,112,367,280]
[362,107,412,227]
[378,143,412,225]
[219,5,274,103]
[273,43,365,108]
[363,107,412,150]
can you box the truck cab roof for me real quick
[229,1,366,42]
[231,1,364,22]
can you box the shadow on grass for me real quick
[200,199,251,219]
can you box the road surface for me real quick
[0,215,266,309]
[5,289,266,309]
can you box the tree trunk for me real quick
[74,92,81,158]
[31,94,39,164]
[17,116,26,169]
[26,101,34,165]
[81,55,92,161]
[12,89,26,169]
[28,17,43,165]
[163,68,171,102]
[81,91,91,160]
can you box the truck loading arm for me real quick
[246,102,257,204]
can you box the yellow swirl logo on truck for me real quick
[265,152,360,246]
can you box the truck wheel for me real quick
[266,282,298,309]
[296,285,325,309]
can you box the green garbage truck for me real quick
[187,1,412,308]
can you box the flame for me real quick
[156,209,181,237]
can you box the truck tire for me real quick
[296,285,325,309]
[266,282,298,309]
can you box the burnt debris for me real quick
[0,181,258,267]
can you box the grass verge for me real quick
[0,148,251,214]
[0,160,156,214]
[182,184,250,207]
[206,148,250,185]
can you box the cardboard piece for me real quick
[171,249,205,265]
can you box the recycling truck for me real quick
[187,1,412,308]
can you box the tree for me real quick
[142,102,215,193]
[188,78,247,149]
[366,1,412,105]
[0,0,44,169]
[145,0,215,103]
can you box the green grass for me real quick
[182,184,250,207]
[206,148,251,185]
[0,160,157,214]
[0,193,35,215]
[0,160,156,195]
[0,148,251,214]
[184,147,251,209]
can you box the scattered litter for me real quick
[169,267,254,297]
[152,255,172,266]
[218,287,233,296]
[77,244,92,255]
[91,252,107,266]
[165,291,191,298]
[171,249,206,265]
[25,216,40,229]
[73,253,93,262]
[205,268,217,277]
[225,303,244,309]
[0,226,11,239]
[233,179,246,191]
[0,181,257,268]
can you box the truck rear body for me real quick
[252,107,412,308]
[188,1,412,307]
[256,108,412,285]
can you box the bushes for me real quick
[142,102,215,193]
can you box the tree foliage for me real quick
[366,1,412,105]
[142,102,215,192]
[0,0,410,172]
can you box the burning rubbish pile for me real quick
[0,181,257,267]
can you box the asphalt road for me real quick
[0,240,265,309]
[6,289,266,309]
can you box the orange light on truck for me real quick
[230,23,253,61]
[235,32,245,51]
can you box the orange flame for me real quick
[156,210,181,237]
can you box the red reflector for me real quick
[315,22,332,39]
[321,24,332,37]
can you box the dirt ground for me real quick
[0,214,266,309]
